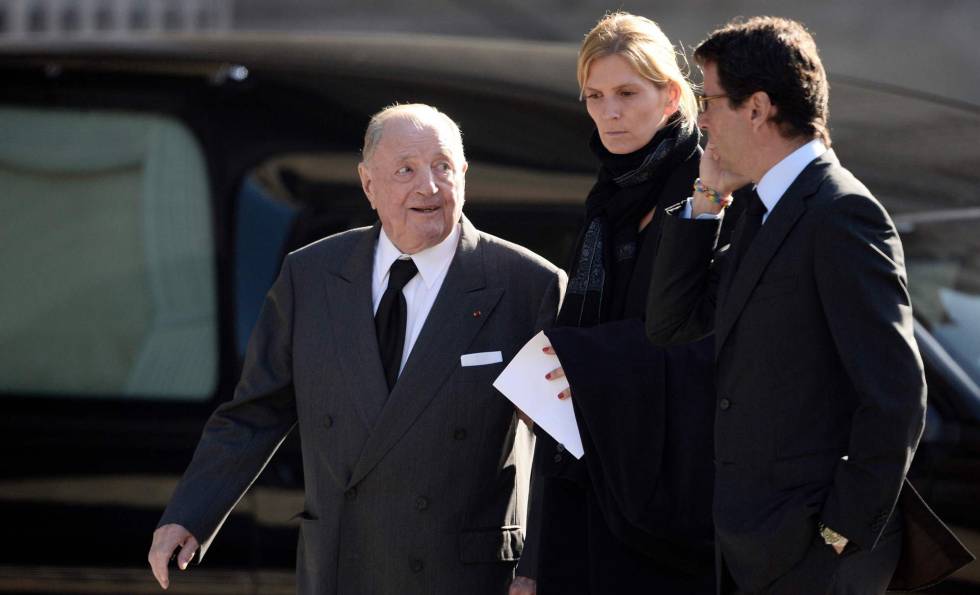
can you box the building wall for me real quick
[231,0,979,106]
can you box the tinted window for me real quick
[0,108,218,400]
[900,211,980,388]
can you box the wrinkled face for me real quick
[696,61,753,177]
[583,53,677,154]
[358,117,467,254]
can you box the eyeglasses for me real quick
[696,93,728,113]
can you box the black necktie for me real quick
[375,258,419,391]
[730,190,768,274]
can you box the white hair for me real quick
[361,103,465,162]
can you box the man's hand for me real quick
[832,538,848,555]
[148,524,199,590]
[693,142,750,218]
[509,575,537,595]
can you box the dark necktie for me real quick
[375,257,419,391]
[730,190,768,274]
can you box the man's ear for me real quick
[749,91,775,131]
[358,161,376,210]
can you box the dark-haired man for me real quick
[646,16,971,595]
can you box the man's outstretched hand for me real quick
[148,524,199,590]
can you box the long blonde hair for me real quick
[578,12,697,134]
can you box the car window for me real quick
[234,174,300,357]
[899,211,980,389]
[0,107,217,400]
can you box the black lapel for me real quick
[715,152,836,353]
[716,208,750,316]
[323,223,390,427]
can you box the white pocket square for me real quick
[460,351,503,367]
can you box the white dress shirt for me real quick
[681,138,828,222]
[372,223,460,375]
[755,139,827,224]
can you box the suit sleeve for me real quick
[645,206,724,345]
[158,256,299,560]
[515,267,566,580]
[814,195,927,550]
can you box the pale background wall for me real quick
[233,0,979,106]
[2,0,975,105]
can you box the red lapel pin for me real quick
[472,310,482,318]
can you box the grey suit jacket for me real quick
[159,216,566,595]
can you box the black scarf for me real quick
[557,116,698,328]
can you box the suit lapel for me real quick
[716,208,751,314]
[324,223,391,427]
[349,218,503,487]
[715,153,835,353]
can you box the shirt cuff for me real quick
[679,197,725,220]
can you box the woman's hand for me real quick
[542,344,571,400]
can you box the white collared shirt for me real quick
[372,223,460,375]
[755,139,827,224]
[680,138,828,221]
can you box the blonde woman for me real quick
[511,13,740,595]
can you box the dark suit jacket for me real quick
[159,217,565,595]
[646,150,972,591]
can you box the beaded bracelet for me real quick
[693,178,725,205]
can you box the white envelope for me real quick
[460,351,503,367]
[493,331,584,458]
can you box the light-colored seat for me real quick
[0,107,217,400]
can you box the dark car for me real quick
[0,34,977,594]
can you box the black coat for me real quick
[518,152,743,594]
[646,150,973,592]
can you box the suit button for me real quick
[553,453,563,464]
[719,398,731,411]
[323,415,333,429]
[416,496,429,511]
[556,443,565,453]
[453,428,467,440]
[410,559,424,573]
[345,487,357,501]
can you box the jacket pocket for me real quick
[772,450,841,491]
[456,361,505,387]
[459,526,524,564]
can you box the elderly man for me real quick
[148,103,565,595]
[646,17,971,595]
